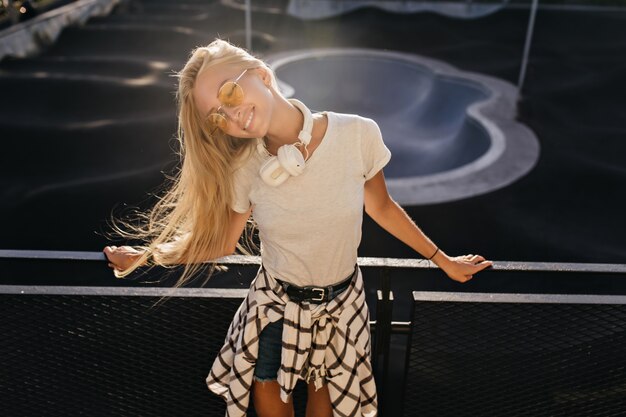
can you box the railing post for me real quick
[374,267,393,416]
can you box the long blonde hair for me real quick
[109,39,279,295]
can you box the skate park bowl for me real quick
[265,48,540,205]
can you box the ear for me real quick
[255,67,271,87]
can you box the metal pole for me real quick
[517,0,539,101]
[245,0,252,51]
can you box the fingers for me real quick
[450,254,494,283]
[103,246,117,256]
[465,260,492,279]
[478,260,493,270]
[466,259,493,281]
[462,254,492,267]
[103,246,112,262]
[104,246,121,270]
[103,245,146,273]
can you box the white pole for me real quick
[517,0,539,101]
[245,0,252,51]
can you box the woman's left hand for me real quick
[438,253,493,283]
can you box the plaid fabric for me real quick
[206,264,378,417]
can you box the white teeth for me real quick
[244,109,254,130]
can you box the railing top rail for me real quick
[0,285,249,297]
[4,285,626,302]
[1,249,625,274]
[413,291,626,304]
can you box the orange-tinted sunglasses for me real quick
[208,68,250,133]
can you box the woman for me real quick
[103,39,493,417]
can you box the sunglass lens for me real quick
[218,81,244,107]
[208,113,228,132]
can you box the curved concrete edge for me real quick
[0,74,175,127]
[265,47,541,206]
[13,54,175,66]
[12,55,184,72]
[0,110,174,131]
[1,113,175,133]
[220,0,285,15]
[14,161,169,201]
[218,29,279,56]
[76,22,210,37]
[0,69,173,87]
[0,0,120,61]
[389,67,540,205]
[286,0,509,21]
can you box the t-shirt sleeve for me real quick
[360,117,392,181]
[230,166,253,213]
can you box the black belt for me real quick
[274,264,357,304]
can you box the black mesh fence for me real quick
[0,287,314,417]
[403,292,626,417]
[4,283,626,416]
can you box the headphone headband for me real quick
[288,98,313,146]
[256,98,314,156]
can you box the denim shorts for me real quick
[254,319,285,382]
[253,285,348,382]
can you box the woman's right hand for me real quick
[103,245,147,272]
[436,252,493,283]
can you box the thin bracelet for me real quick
[427,247,439,260]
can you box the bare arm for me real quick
[363,169,493,283]
[224,205,254,254]
[104,206,253,272]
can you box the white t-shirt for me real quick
[231,111,392,286]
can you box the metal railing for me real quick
[3,248,625,273]
[2,249,625,416]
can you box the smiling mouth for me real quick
[244,107,254,130]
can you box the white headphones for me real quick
[257,98,314,187]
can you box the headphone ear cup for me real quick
[260,156,290,187]
[277,144,306,177]
[256,99,313,186]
